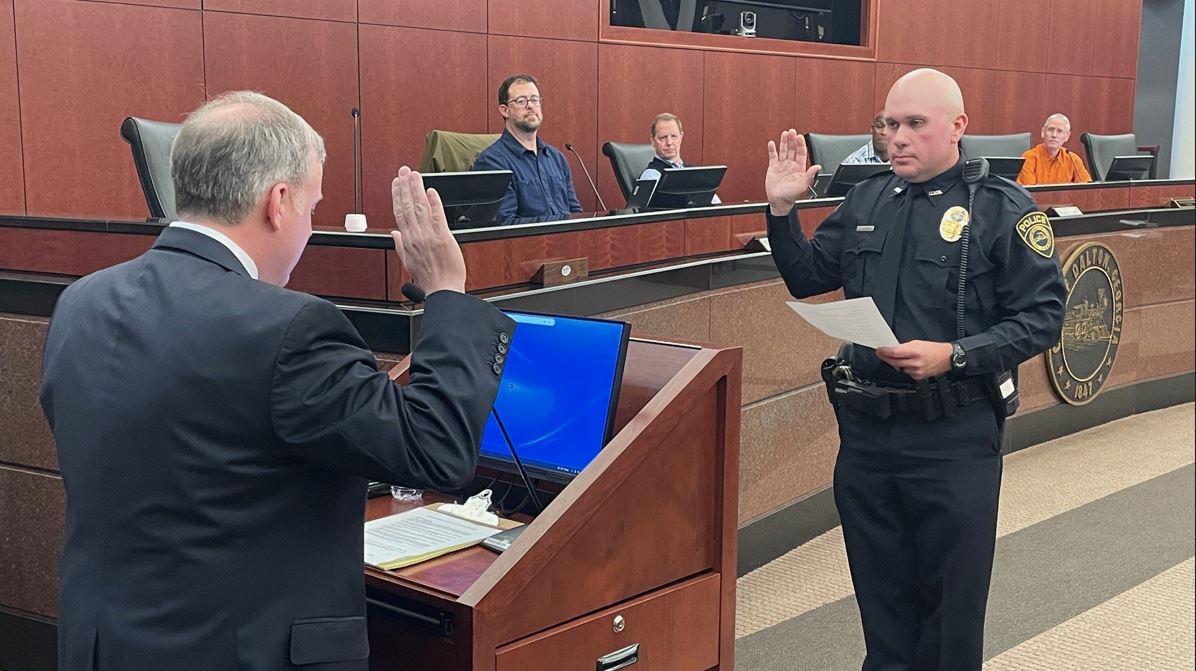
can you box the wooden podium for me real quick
[365,338,742,671]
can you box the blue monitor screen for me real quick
[479,311,631,482]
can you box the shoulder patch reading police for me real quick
[1046,242,1124,405]
[1016,211,1055,258]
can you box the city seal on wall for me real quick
[1047,242,1124,405]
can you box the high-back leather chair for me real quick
[960,133,1033,158]
[804,133,872,172]
[1080,132,1155,180]
[601,142,656,200]
[121,117,182,221]
[419,130,502,173]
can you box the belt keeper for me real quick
[916,380,938,421]
[936,376,958,418]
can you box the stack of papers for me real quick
[364,506,505,570]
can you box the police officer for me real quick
[764,68,1065,670]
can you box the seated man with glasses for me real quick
[1017,113,1092,185]
[842,111,890,164]
[473,74,582,225]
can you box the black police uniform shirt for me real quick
[767,159,1066,384]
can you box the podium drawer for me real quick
[495,573,721,671]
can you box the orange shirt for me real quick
[1017,144,1092,185]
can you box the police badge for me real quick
[939,206,968,243]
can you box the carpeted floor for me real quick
[735,403,1196,671]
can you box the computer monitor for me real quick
[647,166,727,209]
[479,311,631,483]
[810,173,834,199]
[826,162,891,197]
[1104,155,1154,181]
[981,157,1026,180]
[623,177,659,211]
[421,170,512,228]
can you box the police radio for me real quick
[959,158,1020,417]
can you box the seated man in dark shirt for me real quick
[473,74,582,225]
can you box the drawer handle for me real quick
[596,643,639,671]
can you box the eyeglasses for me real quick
[503,96,544,109]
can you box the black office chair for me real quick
[804,133,872,171]
[1080,132,1157,180]
[960,133,1033,159]
[121,116,181,221]
[602,142,656,201]
[802,133,872,197]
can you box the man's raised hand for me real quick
[390,167,467,295]
[765,129,821,216]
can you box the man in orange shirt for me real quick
[1017,113,1092,185]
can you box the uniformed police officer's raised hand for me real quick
[765,129,822,216]
[391,166,467,296]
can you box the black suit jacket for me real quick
[39,226,514,670]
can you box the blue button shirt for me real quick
[473,130,582,225]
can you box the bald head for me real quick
[887,68,965,120]
[882,68,968,183]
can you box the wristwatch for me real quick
[951,341,968,371]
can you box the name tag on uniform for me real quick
[928,189,943,196]
[856,225,875,232]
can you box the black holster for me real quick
[820,342,855,410]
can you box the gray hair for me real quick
[1043,113,1072,131]
[171,91,326,226]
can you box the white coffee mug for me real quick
[344,213,367,232]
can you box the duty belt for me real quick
[831,376,991,421]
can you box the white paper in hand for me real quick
[787,297,900,349]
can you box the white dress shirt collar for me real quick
[168,221,260,280]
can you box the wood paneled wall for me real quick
[0,0,1142,224]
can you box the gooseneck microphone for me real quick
[563,143,608,212]
[400,282,426,303]
[351,107,363,214]
[490,407,545,514]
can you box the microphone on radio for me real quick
[400,282,426,303]
[563,143,608,212]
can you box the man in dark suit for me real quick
[639,112,691,180]
[639,113,721,204]
[39,91,514,670]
